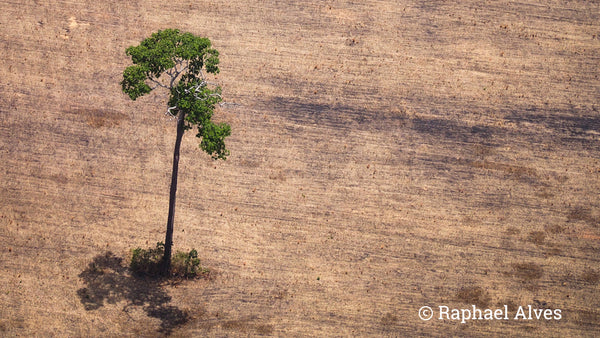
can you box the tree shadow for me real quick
[77,252,190,335]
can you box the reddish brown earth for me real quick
[0,1,598,336]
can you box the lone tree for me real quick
[121,29,231,275]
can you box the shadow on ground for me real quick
[77,252,190,335]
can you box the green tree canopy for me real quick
[121,28,230,159]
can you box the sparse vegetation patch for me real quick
[130,242,209,279]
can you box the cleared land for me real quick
[0,0,598,336]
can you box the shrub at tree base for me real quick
[130,242,208,279]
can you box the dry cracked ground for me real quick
[0,0,599,336]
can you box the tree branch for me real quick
[169,68,180,89]
[165,59,191,89]
[166,106,178,118]
[174,58,189,75]
[149,77,168,90]
[179,61,189,76]
[173,59,181,74]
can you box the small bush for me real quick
[130,242,208,279]
[130,242,165,277]
[171,249,209,278]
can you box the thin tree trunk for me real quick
[161,111,186,276]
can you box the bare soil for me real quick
[0,0,598,336]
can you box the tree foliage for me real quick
[121,28,230,159]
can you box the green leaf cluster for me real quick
[121,29,220,100]
[170,81,231,160]
[130,242,165,276]
[122,65,152,100]
[171,249,207,278]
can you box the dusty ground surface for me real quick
[1,0,599,336]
